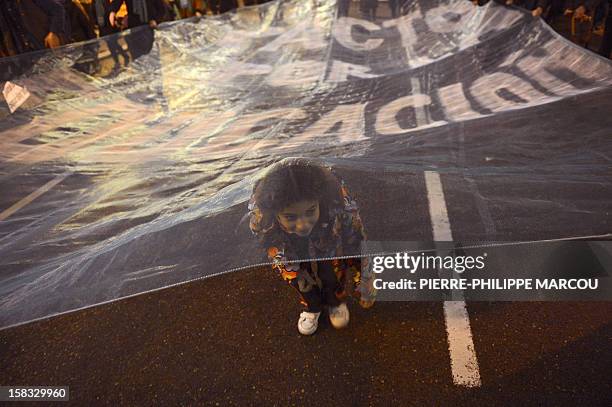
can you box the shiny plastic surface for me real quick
[1,0,612,327]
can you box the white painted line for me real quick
[443,299,481,387]
[0,173,71,222]
[424,170,482,388]
[424,171,453,241]
[410,77,428,127]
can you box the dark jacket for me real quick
[0,0,68,55]
[32,0,67,37]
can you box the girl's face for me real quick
[276,200,320,237]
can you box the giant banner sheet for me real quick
[1,0,612,328]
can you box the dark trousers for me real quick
[289,261,341,313]
[360,0,377,21]
[389,0,399,18]
[600,9,612,58]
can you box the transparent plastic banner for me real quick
[1,0,612,328]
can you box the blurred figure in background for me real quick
[207,0,237,14]
[11,0,69,50]
[0,0,90,53]
[90,0,130,75]
[574,0,612,56]
[93,0,117,36]
[338,0,349,16]
[504,0,546,16]
[105,0,166,74]
[502,0,610,57]
[389,0,400,18]
[0,0,70,79]
[528,0,571,23]
[1,1,53,56]
[360,0,378,21]
[69,0,97,42]
[597,0,612,57]
[108,0,166,29]
[171,0,207,18]
[219,0,237,13]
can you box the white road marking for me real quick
[424,170,482,388]
[0,173,71,222]
[410,77,428,127]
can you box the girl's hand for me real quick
[109,11,116,27]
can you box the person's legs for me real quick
[316,261,342,308]
[545,0,566,24]
[389,0,398,18]
[317,261,349,328]
[288,268,323,313]
[599,8,612,58]
[287,264,323,335]
[360,0,369,20]
[338,0,350,17]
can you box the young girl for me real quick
[248,158,374,335]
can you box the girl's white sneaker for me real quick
[329,303,349,329]
[298,311,321,335]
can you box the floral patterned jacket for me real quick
[248,182,374,302]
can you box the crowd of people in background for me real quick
[0,0,270,58]
[1,0,610,59]
[355,0,611,58]
[473,0,611,57]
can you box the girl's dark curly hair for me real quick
[252,158,344,232]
